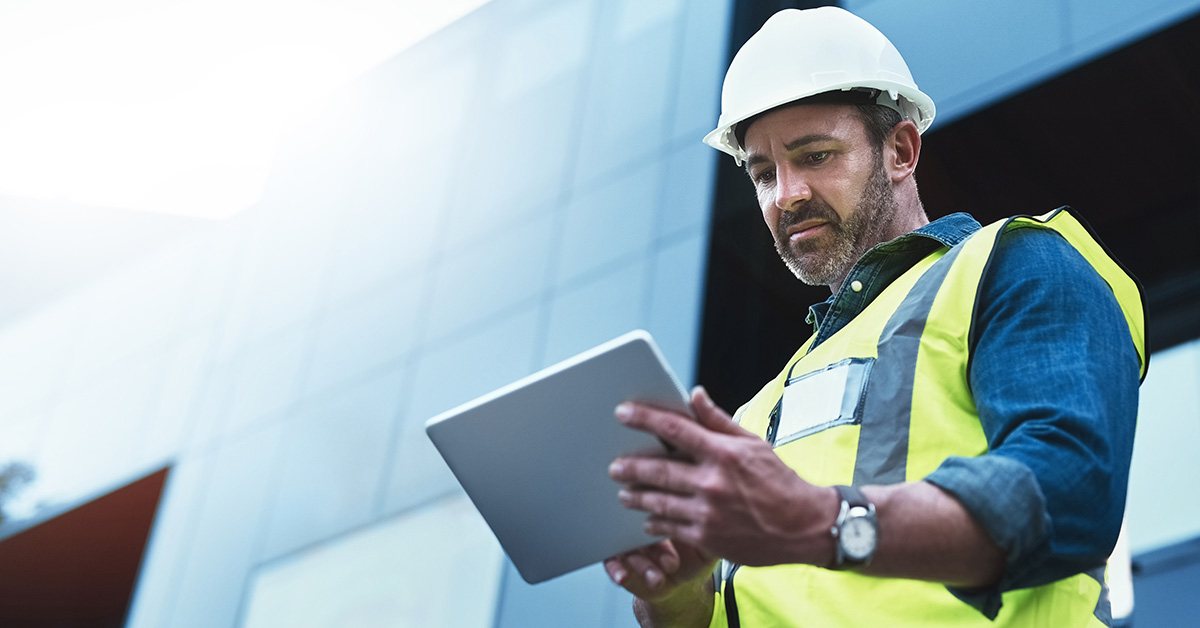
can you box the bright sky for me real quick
[0,0,491,219]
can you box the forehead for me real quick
[741,103,866,154]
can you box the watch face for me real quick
[841,516,877,560]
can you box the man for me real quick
[604,7,1145,627]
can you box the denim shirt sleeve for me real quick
[923,225,1140,619]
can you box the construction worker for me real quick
[604,7,1146,627]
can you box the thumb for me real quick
[690,386,743,436]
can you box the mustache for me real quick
[776,201,841,235]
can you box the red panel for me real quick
[0,467,170,628]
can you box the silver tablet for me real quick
[424,329,691,584]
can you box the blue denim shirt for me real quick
[806,212,1140,620]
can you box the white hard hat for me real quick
[703,6,936,165]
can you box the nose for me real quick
[773,163,811,213]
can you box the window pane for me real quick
[242,495,503,628]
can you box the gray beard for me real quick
[773,157,898,287]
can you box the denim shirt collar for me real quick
[805,212,982,344]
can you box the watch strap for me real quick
[834,484,869,509]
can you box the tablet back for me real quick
[424,330,690,583]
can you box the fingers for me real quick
[647,539,682,574]
[615,485,712,548]
[604,556,628,586]
[614,389,747,458]
[616,401,717,455]
[618,485,698,522]
[604,542,679,595]
[690,386,744,436]
[609,456,702,495]
[606,541,721,605]
[645,516,694,543]
[625,551,666,589]
[609,455,675,488]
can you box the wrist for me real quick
[792,485,841,567]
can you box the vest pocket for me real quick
[774,357,874,447]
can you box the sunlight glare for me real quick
[0,0,492,218]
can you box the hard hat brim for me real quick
[703,81,936,166]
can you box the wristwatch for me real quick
[830,485,879,569]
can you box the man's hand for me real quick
[604,539,717,627]
[608,387,838,568]
[604,539,716,601]
[604,387,1008,627]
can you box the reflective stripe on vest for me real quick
[709,208,1146,628]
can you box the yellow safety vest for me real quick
[707,209,1147,627]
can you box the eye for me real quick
[807,151,831,163]
[751,168,775,186]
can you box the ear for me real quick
[885,120,921,183]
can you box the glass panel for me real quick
[242,495,503,628]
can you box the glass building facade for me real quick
[1,0,1199,626]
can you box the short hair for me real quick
[852,103,903,154]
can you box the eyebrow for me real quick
[744,133,840,171]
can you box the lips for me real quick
[788,220,828,242]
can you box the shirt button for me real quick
[850,280,863,293]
